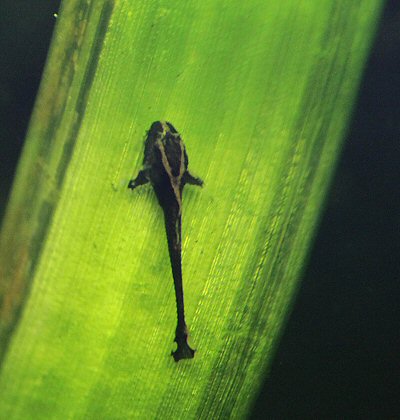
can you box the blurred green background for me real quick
[0,1,398,417]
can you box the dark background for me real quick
[1,1,399,418]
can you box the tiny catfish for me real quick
[128,121,203,362]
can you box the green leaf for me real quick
[0,0,383,418]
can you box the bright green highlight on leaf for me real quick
[0,0,382,418]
